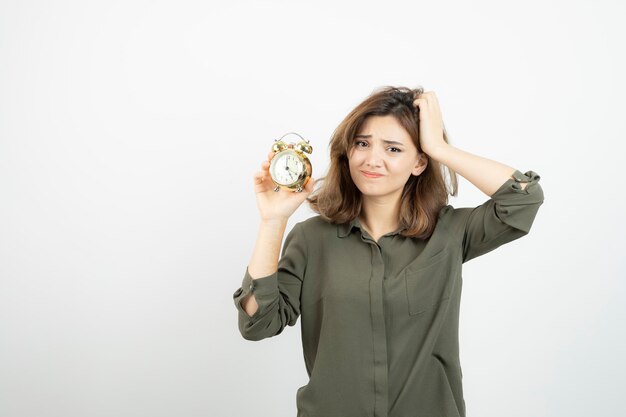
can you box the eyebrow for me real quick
[354,134,405,146]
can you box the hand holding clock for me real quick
[253,151,316,222]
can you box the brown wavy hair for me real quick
[306,85,459,240]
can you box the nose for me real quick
[365,144,384,168]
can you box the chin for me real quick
[357,185,390,197]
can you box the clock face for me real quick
[269,150,306,185]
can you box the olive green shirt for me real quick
[232,169,544,417]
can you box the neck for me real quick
[359,192,402,235]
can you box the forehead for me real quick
[356,115,412,144]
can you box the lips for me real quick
[361,171,384,178]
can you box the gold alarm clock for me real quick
[268,132,313,193]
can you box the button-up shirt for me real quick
[232,169,544,417]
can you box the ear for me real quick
[411,153,428,176]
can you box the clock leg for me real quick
[273,186,280,192]
[296,185,303,193]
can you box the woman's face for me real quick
[347,115,427,200]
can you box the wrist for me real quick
[260,217,289,226]
[426,143,453,162]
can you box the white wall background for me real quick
[1,0,624,416]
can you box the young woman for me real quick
[232,86,544,417]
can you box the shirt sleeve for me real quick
[461,169,544,263]
[232,222,307,341]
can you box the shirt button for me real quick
[512,171,527,182]
[249,282,254,291]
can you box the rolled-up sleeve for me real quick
[461,169,544,263]
[232,222,307,341]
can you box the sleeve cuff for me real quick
[492,169,541,197]
[232,266,279,321]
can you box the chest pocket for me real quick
[404,247,451,316]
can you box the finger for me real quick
[305,177,315,192]
[415,91,433,101]
[413,97,426,107]
[424,91,439,105]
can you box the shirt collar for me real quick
[337,216,405,238]
[337,217,361,238]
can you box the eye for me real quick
[354,140,402,153]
